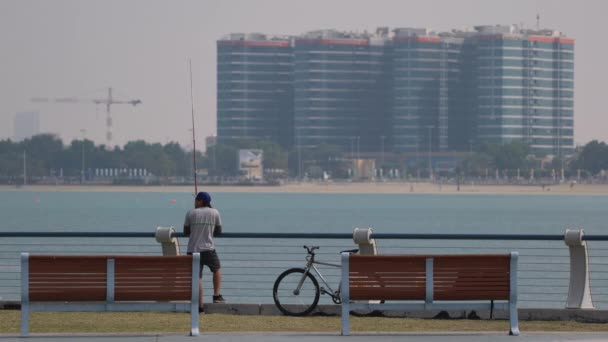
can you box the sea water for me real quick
[1,190,607,307]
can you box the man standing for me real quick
[184,191,226,310]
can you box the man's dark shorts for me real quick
[188,250,221,276]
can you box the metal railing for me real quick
[1,231,607,309]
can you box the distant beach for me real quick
[2,182,608,195]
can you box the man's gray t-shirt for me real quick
[184,207,222,253]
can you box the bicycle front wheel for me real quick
[273,268,320,316]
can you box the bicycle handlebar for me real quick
[340,248,359,254]
[303,245,319,255]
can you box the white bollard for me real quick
[353,227,377,255]
[155,226,181,256]
[564,229,594,309]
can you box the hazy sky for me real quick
[1,0,607,149]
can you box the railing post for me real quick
[564,229,594,309]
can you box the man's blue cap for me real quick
[195,192,211,204]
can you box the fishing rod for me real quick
[189,59,198,195]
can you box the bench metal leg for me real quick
[190,253,200,336]
[341,301,350,336]
[20,301,29,337]
[509,252,519,336]
[340,252,350,336]
[20,253,29,337]
[509,302,520,336]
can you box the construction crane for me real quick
[31,87,142,144]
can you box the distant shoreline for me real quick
[2,182,608,195]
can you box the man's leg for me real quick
[213,269,222,296]
[199,276,204,308]
[209,250,225,303]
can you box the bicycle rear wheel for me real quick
[273,268,320,316]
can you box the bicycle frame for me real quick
[297,256,341,299]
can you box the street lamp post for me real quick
[80,129,87,184]
[297,135,302,181]
[380,135,385,177]
[427,125,433,180]
[23,150,26,186]
[356,136,360,160]
[415,141,420,180]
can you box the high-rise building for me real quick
[217,25,574,158]
[216,33,293,148]
[472,25,574,157]
[391,28,466,153]
[293,29,390,152]
[13,111,40,141]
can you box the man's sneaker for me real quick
[213,295,226,304]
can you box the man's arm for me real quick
[213,210,223,237]
[183,211,191,237]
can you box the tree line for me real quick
[1,134,608,182]
[0,134,201,181]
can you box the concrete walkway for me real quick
[2,332,608,341]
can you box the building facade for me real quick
[472,25,575,157]
[391,28,466,153]
[293,29,390,152]
[217,26,574,158]
[216,33,293,148]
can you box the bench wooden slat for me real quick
[435,272,510,276]
[115,273,192,278]
[435,280,510,285]
[30,289,107,301]
[30,274,106,279]
[351,288,426,300]
[29,262,107,274]
[437,292,510,300]
[114,291,191,301]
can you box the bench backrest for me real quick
[28,255,194,302]
[347,254,512,301]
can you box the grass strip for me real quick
[1,311,607,335]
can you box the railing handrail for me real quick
[2,231,608,241]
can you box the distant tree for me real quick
[164,142,188,176]
[461,152,494,177]
[206,144,238,175]
[481,141,530,170]
[22,134,64,176]
[571,140,608,175]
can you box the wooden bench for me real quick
[340,252,519,336]
[20,253,200,337]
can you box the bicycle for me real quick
[272,245,359,316]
